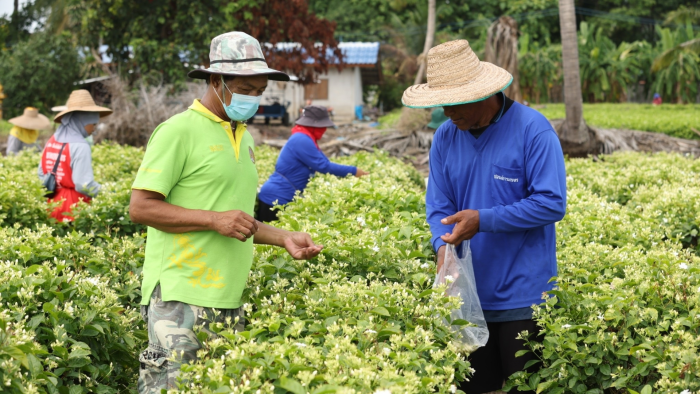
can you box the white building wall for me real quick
[258,67,365,125]
[310,67,363,122]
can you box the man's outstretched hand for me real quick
[440,209,479,245]
[283,232,324,260]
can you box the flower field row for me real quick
[0,145,699,393]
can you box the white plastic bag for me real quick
[433,241,489,349]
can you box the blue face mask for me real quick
[214,76,261,122]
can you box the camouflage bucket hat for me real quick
[188,31,290,81]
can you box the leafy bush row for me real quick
[1,143,699,393]
[177,151,470,393]
[506,153,700,393]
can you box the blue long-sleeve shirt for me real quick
[427,102,567,310]
[258,133,357,206]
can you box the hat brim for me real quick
[295,117,335,128]
[427,120,445,129]
[402,63,513,108]
[54,106,113,123]
[9,113,52,130]
[188,67,290,82]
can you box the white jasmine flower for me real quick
[294,343,307,348]
[449,385,457,393]
[372,246,379,252]
[373,390,391,394]
[365,329,377,334]
[598,314,604,320]
[680,390,690,394]
[562,324,571,329]
[679,263,689,270]
[357,216,366,226]
[445,275,454,283]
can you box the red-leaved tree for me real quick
[245,0,344,83]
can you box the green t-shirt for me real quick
[133,99,258,309]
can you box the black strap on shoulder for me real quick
[51,143,67,175]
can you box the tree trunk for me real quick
[558,0,599,156]
[14,0,18,15]
[413,0,436,85]
[485,16,522,102]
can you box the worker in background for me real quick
[7,107,50,155]
[652,93,662,106]
[38,90,111,221]
[427,107,448,130]
[257,105,369,222]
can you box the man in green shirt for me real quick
[129,32,323,393]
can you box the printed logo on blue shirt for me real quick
[494,174,519,183]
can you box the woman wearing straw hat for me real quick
[38,89,112,221]
[403,40,567,392]
[256,105,369,222]
[6,107,51,155]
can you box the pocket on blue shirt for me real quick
[491,164,526,205]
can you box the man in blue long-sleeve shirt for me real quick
[403,40,567,392]
[257,106,368,221]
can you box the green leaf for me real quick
[277,377,305,394]
[370,307,390,317]
[68,347,92,360]
[69,385,84,394]
[523,359,540,369]
[311,385,342,394]
[600,363,611,375]
[640,385,652,394]
[515,349,530,357]
[451,319,470,326]
[25,264,42,275]
[536,381,554,393]
[27,354,42,377]
[3,346,28,368]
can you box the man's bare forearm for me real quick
[130,189,259,241]
[130,190,214,232]
[253,222,289,246]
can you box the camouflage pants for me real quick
[138,285,245,393]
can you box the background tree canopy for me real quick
[0,31,80,118]
[0,0,698,116]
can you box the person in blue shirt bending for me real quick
[257,105,369,222]
[403,39,567,393]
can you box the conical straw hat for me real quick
[54,90,112,123]
[402,40,512,108]
[8,107,51,130]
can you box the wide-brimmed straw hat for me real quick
[8,107,51,130]
[188,32,290,82]
[54,90,112,123]
[402,40,512,108]
[296,105,335,128]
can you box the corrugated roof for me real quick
[337,42,380,65]
[273,42,380,65]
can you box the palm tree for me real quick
[485,16,522,102]
[651,25,700,104]
[652,6,700,103]
[557,0,597,156]
[413,0,436,85]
